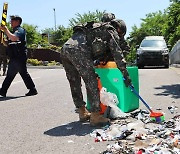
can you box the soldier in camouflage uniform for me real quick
[101,13,115,22]
[60,18,132,127]
[100,13,130,63]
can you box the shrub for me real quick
[27,59,43,66]
[27,59,60,66]
[47,60,59,66]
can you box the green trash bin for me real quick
[87,62,139,113]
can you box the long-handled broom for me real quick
[129,85,164,122]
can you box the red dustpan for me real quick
[97,76,107,114]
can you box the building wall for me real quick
[169,40,180,64]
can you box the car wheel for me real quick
[164,65,169,68]
[137,65,144,69]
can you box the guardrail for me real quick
[169,40,180,64]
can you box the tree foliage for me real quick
[128,11,168,46]
[69,10,105,27]
[50,10,105,46]
[52,25,73,46]
[18,2,179,64]
[163,1,180,47]
[127,0,180,62]
[22,24,43,47]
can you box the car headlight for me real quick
[137,49,143,55]
[161,50,169,55]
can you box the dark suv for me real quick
[136,36,169,68]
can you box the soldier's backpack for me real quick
[73,21,115,62]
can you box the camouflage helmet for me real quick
[101,13,115,22]
[110,19,127,36]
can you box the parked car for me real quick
[136,36,169,68]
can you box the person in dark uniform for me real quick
[0,15,37,97]
[60,17,132,127]
[0,43,8,76]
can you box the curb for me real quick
[27,64,180,69]
[27,65,63,69]
[170,64,180,68]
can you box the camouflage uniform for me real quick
[60,21,131,112]
[101,13,115,22]
[0,43,8,76]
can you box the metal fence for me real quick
[169,40,180,64]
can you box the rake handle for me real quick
[129,85,153,113]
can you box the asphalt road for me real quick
[0,66,179,154]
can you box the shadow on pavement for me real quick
[154,84,180,99]
[44,121,97,137]
[0,95,26,101]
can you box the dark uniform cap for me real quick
[111,19,127,36]
[10,15,22,24]
[101,13,115,22]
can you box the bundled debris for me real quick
[90,111,180,154]
[90,88,180,153]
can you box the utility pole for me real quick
[53,8,56,31]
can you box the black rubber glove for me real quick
[93,60,100,66]
[123,76,132,87]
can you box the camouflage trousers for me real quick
[60,32,100,112]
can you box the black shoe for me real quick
[0,88,7,97]
[25,88,38,96]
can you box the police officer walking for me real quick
[0,15,37,97]
[60,13,132,127]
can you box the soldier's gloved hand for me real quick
[95,72,100,78]
[93,60,100,66]
[123,77,132,87]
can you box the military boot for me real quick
[90,112,110,127]
[78,106,91,122]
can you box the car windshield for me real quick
[141,40,166,48]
